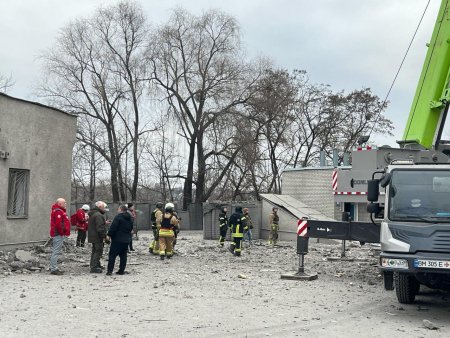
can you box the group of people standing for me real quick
[49,198,174,276]
[219,206,252,256]
[49,198,279,274]
[218,206,280,256]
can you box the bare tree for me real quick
[39,1,152,202]
[144,114,185,202]
[71,135,106,203]
[246,69,297,193]
[148,8,260,209]
[318,88,393,163]
[0,74,14,93]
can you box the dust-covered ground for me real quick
[0,231,449,337]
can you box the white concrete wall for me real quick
[0,94,77,246]
[282,168,340,220]
[260,199,298,242]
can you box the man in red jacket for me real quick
[75,204,90,247]
[50,198,70,275]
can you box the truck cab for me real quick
[377,163,450,303]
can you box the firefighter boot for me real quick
[228,243,235,255]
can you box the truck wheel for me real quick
[394,272,419,304]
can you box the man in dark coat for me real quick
[88,201,108,273]
[106,205,133,275]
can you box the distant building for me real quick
[0,93,77,248]
[282,166,341,220]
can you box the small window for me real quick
[7,169,30,218]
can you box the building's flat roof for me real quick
[260,193,335,221]
[283,165,352,173]
[0,92,76,118]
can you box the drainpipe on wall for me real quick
[332,149,339,167]
[343,152,350,166]
[320,151,326,167]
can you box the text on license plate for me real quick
[414,259,450,269]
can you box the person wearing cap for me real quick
[158,203,179,260]
[268,207,279,246]
[406,198,429,216]
[74,204,90,247]
[88,201,108,273]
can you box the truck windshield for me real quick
[389,169,450,223]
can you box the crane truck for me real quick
[305,0,450,304]
[368,0,450,303]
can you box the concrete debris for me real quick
[10,261,25,271]
[1,231,450,337]
[15,250,33,262]
[422,320,439,330]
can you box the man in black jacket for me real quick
[106,205,133,276]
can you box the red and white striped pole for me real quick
[297,218,308,237]
[332,169,338,191]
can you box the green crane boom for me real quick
[401,0,450,149]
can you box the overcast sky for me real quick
[0,0,441,145]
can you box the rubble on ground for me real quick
[0,233,381,288]
[1,231,449,337]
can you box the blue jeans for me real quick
[50,235,64,272]
[244,228,252,242]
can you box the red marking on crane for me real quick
[333,191,368,195]
[355,145,377,151]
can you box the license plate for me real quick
[414,259,450,269]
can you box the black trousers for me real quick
[230,236,242,256]
[76,230,87,247]
[90,242,104,270]
[152,226,159,241]
[108,242,128,273]
[219,225,228,244]
[129,238,134,250]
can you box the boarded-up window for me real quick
[7,169,29,218]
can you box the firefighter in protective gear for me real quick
[172,211,181,251]
[243,207,253,246]
[158,203,179,260]
[149,202,164,254]
[268,207,279,246]
[218,206,228,246]
[228,206,248,256]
